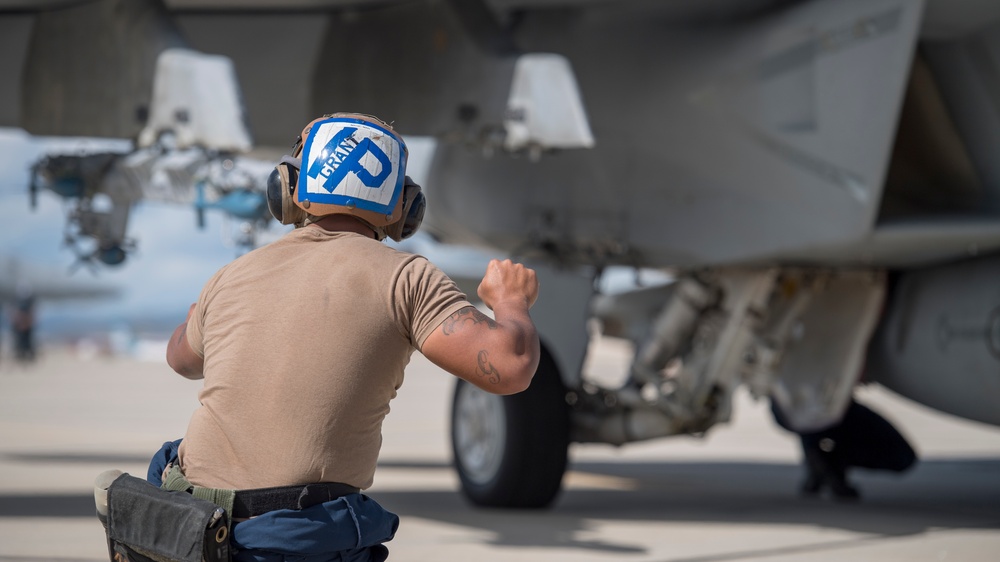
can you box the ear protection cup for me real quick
[385,176,425,242]
[267,155,307,226]
[266,165,286,222]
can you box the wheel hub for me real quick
[453,383,506,485]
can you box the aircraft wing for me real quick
[6,0,1000,270]
[4,0,998,148]
[0,256,121,303]
[0,0,800,148]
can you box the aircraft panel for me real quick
[174,12,329,149]
[868,254,1000,426]
[0,15,30,129]
[19,0,186,140]
[425,0,927,268]
[923,27,1000,214]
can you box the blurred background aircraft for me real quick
[0,254,118,304]
[0,127,266,352]
[0,252,120,362]
[1,0,999,509]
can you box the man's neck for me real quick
[307,215,379,239]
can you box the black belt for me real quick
[232,482,360,518]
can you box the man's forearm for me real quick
[492,303,539,356]
[424,304,540,395]
[489,302,541,391]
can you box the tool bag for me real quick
[101,472,230,562]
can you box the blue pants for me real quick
[147,440,398,562]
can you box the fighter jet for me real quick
[0,253,121,361]
[0,254,120,303]
[1,0,999,508]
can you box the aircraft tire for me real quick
[450,348,570,509]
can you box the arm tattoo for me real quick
[476,350,501,384]
[441,307,498,335]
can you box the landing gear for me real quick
[450,349,570,508]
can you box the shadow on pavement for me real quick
[0,452,152,465]
[1,457,997,558]
[373,457,1000,555]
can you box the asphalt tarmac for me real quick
[1,341,998,561]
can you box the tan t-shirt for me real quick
[177,226,470,490]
